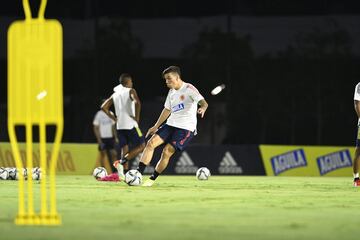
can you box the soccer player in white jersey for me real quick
[353,82,360,186]
[93,104,118,173]
[136,66,208,187]
[100,73,146,181]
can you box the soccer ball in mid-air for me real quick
[196,167,211,180]
[125,169,142,186]
[93,167,107,179]
[32,167,42,180]
[0,167,9,180]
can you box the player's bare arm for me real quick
[130,88,141,123]
[197,99,208,118]
[93,125,102,144]
[355,100,360,118]
[146,108,171,138]
[101,97,117,122]
[112,125,118,143]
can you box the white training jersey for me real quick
[93,110,115,138]
[164,82,204,132]
[112,84,138,130]
[354,83,360,124]
[355,83,360,101]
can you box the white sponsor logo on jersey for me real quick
[171,103,185,113]
[218,151,243,174]
[175,151,198,174]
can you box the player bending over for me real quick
[100,73,146,181]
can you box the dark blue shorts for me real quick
[156,124,195,151]
[117,127,145,149]
[101,138,115,150]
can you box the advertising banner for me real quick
[0,142,266,175]
[129,145,266,175]
[2,142,354,176]
[0,142,99,175]
[259,145,354,176]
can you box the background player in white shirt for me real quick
[101,73,146,180]
[353,82,360,186]
[93,105,118,173]
[136,66,208,186]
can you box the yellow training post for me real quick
[7,0,63,225]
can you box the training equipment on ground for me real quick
[15,168,28,180]
[8,0,63,225]
[196,167,211,180]
[6,167,27,180]
[4,168,28,180]
[97,173,120,182]
[6,167,17,180]
[0,167,9,180]
[32,168,42,181]
[125,170,143,186]
[93,167,107,179]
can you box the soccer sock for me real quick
[111,165,117,173]
[119,153,129,164]
[137,162,147,174]
[354,173,359,179]
[149,171,160,180]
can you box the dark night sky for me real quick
[2,0,360,19]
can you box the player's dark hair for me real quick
[162,66,181,78]
[119,73,132,84]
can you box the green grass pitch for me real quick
[0,176,359,240]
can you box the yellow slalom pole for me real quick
[39,122,48,219]
[25,123,35,224]
[49,119,63,225]
[8,126,26,225]
[25,58,35,225]
[39,58,48,222]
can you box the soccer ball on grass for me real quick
[196,167,211,180]
[125,169,142,186]
[5,167,17,180]
[93,167,107,179]
[0,167,9,180]
[16,168,28,180]
[31,167,42,180]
